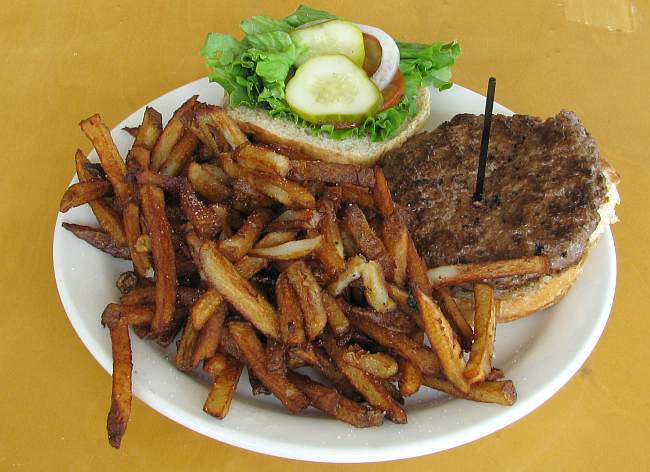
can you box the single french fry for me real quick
[133,107,163,150]
[235,143,290,176]
[327,255,367,296]
[321,291,349,338]
[382,213,408,287]
[288,372,384,427]
[139,184,177,336]
[74,150,127,245]
[347,309,439,376]
[342,348,398,379]
[62,223,130,259]
[427,256,551,286]
[203,106,248,150]
[248,236,322,260]
[135,170,179,192]
[343,205,394,279]
[361,260,396,313]
[101,303,154,327]
[105,318,132,449]
[265,338,286,374]
[231,177,276,211]
[187,162,232,203]
[199,241,279,339]
[415,288,469,393]
[255,231,297,248]
[385,283,419,319]
[191,303,227,368]
[322,333,407,424]
[285,261,327,341]
[79,114,131,205]
[151,95,198,171]
[234,256,268,280]
[266,209,321,232]
[179,179,227,239]
[371,166,395,218]
[287,160,375,187]
[228,321,308,413]
[339,184,376,210]
[123,202,152,277]
[59,180,113,212]
[406,236,431,296]
[119,286,201,307]
[434,286,473,352]
[464,283,497,384]
[219,208,273,262]
[159,130,199,176]
[341,301,417,334]
[190,288,224,330]
[203,354,243,419]
[422,376,517,406]
[176,317,200,371]
[398,356,422,397]
[276,273,306,346]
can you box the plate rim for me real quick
[52,78,617,463]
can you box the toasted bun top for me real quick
[225,87,431,166]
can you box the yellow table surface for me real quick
[1,0,648,469]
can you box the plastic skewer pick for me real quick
[473,77,496,202]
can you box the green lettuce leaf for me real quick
[200,5,461,142]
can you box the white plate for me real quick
[53,78,617,463]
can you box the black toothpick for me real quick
[473,77,496,202]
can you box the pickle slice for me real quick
[286,55,383,125]
[291,20,365,67]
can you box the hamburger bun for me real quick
[225,87,431,166]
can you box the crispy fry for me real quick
[256,231,298,248]
[322,333,407,424]
[327,255,367,296]
[190,288,224,330]
[382,213,408,287]
[135,170,179,192]
[342,348,398,379]
[221,154,315,209]
[202,106,248,150]
[346,309,439,374]
[339,184,376,210]
[321,292,349,338]
[151,95,198,171]
[285,261,327,341]
[101,303,154,327]
[265,339,286,374]
[126,145,151,172]
[139,184,177,336]
[199,241,279,339]
[427,256,551,286]
[123,202,152,277]
[235,143,290,176]
[398,356,422,397]
[234,256,268,280]
[248,236,322,260]
[341,301,417,334]
[276,273,306,346]
[385,283,419,319]
[287,160,375,187]
[434,286,473,352]
[203,354,243,419]
[79,114,131,205]
[464,283,497,384]
[176,317,200,371]
[219,208,272,262]
[59,180,113,212]
[422,376,517,406]
[231,177,276,211]
[191,303,227,368]
[228,321,308,413]
[343,205,394,279]
[133,107,163,151]
[288,372,384,427]
[179,179,226,239]
[267,209,321,232]
[361,260,397,312]
[406,236,431,296]
[371,167,395,218]
[159,130,199,176]
[105,318,132,449]
[187,162,232,203]
[415,288,469,393]
[62,223,131,259]
[120,286,201,307]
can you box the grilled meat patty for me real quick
[381,111,606,282]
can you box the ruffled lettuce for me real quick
[200,5,460,142]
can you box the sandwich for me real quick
[381,111,620,322]
[200,5,460,166]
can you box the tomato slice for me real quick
[380,70,404,111]
[362,33,382,77]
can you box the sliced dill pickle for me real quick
[286,55,383,125]
[291,20,365,67]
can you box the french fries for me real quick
[199,240,279,339]
[427,256,551,286]
[228,321,309,413]
[203,354,243,419]
[464,283,497,384]
[61,98,521,447]
[415,289,470,393]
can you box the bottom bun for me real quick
[225,87,431,166]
